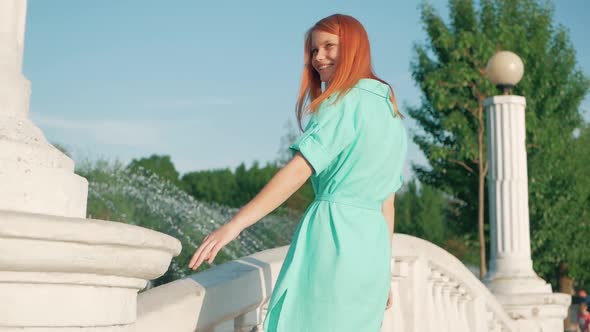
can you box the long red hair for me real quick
[296,14,403,131]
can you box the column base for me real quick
[486,257,552,294]
[485,274,552,294]
[495,293,571,332]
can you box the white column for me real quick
[0,0,29,117]
[484,95,570,332]
[484,95,549,293]
[0,0,27,71]
[0,3,182,331]
[0,0,89,218]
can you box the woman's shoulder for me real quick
[352,78,391,99]
[315,79,392,120]
[318,88,360,112]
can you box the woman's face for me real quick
[310,30,340,83]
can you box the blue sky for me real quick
[23,1,589,179]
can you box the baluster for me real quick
[467,295,488,331]
[448,281,461,330]
[456,287,470,332]
[439,274,453,332]
[487,310,496,332]
[425,265,438,332]
[407,258,430,332]
[386,258,408,332]
[494,318,504,332]
[432,270,448,332]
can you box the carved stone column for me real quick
[485,95,570,332]
[0,0,88,218]
[485,95,548,293]
[0,1,181,330]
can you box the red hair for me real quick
[296,14,402,130]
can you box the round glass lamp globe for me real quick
[486,51,524,87]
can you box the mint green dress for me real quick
[263,78,408,332]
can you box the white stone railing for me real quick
[136,234,516,332]
[384,234,515,332]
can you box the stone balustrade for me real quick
[136,234,516,332]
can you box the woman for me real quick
[189,14,407,331]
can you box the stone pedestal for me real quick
[484,95,570,331]
[0,211,181,330]
[0,0,88,218]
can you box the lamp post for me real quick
[484,51,570,331]
[486,51,524,95]
[484,51,548,293]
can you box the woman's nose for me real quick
[315,50,326,61]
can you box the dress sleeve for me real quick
[289,91,359,175]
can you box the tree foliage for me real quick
[396,180,447,246]
[127,154,180,185]
[181,161,315,212]
[411,0,589,285]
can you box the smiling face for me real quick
[310,30,340,83]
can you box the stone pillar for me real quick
[484,95,570,331]
[0,2,182,330]
[0,0,89,218]
[485,95,547,292]
[0,0,26,74]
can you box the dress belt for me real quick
[314,194,382,211]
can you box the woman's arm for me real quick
[381,192,396,244]
[230,152,312,230]
[382,192,396,310]
[189,152,313,270]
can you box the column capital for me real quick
[484,95,526,107]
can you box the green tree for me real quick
[181,168,237,205]
[181,161,314,212]
[411,0,589,282]
[537,124,590,288]
[276,119,300,168]
[127,154,180,185]
[233,161,290,207]
[395,180,447,246]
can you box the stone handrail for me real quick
[136,234,516,332]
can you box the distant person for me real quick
[581,289,590,308]
[188,13,407,331]
[579,302,590,332]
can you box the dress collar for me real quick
[353,78,390,98]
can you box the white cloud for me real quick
[31,113,165,149]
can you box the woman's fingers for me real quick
[188,223,242,270]
[188,237,209,268]
[199,240,218,267]
[207,243,222,264]
[189,237,217,270]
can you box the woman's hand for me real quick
[385,288,393,310]
[188,222,243,270]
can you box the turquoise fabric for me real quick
[263,78,408,331]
